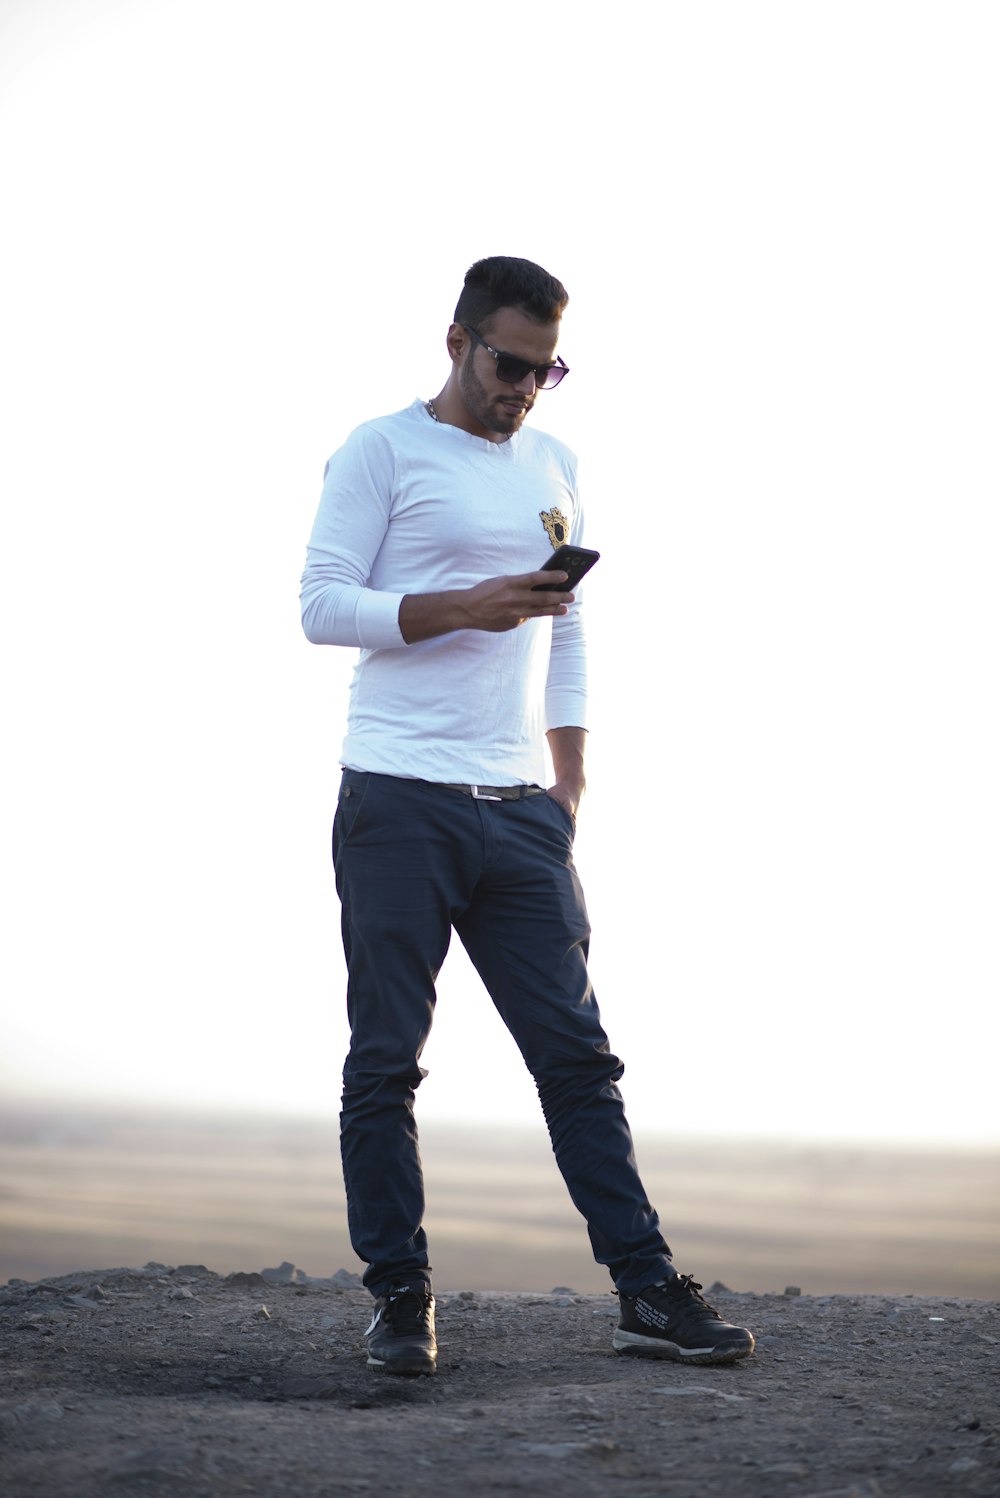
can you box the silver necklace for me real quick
[425,399,440,423]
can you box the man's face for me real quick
[456,306,560,441]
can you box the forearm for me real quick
[546,725,587,814]
[399,571,572,644]
[398,590,475,644]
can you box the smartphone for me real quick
[532,544,601,592]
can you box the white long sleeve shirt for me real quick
[300,399,588,785]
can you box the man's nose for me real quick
[512,370,537,394]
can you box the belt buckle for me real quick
[471,785,502,802]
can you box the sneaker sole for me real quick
[612,1328,755,1365]
[366,1352,437,1376]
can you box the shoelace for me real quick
[670,1282,718,1318]
[385,1290,432,1333]
[643,1276,721,1324]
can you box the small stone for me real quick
[652,1386,746,1404]
[551,1285,577,1295]
[459,1290,476,1301]
[63,1294,103,1311]
[225,1272,267,1287]
[261,1262,296,1284]
[329,1268,363,1288]
[256,1305,272,1320]
[169,1286,195,1300]
[784,1286,802,1297]
[584,1439,619,1457]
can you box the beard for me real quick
[458,358,532,438]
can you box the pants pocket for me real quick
[334,770,372,850]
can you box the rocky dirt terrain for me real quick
[1,1261,997,1497]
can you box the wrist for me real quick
[399,589,468,644]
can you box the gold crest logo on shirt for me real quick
[539,507,569,550]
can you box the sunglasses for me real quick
[462,324,570,390]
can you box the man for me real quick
[300,256,754,1376]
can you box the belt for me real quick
[437,782,546,802]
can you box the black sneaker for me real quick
[613,1274,755,1365]
[364,1285,437,1376]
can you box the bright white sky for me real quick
[1,0,997,1146]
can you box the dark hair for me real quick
[454,256,569,331]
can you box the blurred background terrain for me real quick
[3,1106,996,1298]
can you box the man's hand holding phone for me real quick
[466,546,600,631]
[460,570,574,632]
[398,544,600,643]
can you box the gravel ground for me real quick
[1,1262,997,1497]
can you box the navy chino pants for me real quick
[333,769,674,1299]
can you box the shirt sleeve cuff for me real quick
[544,690,589,733]
[356,590,407,649]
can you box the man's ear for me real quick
[445,322,467,365]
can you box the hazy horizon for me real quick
[3,1103,997,1301]
[5,1089,1000,1154]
